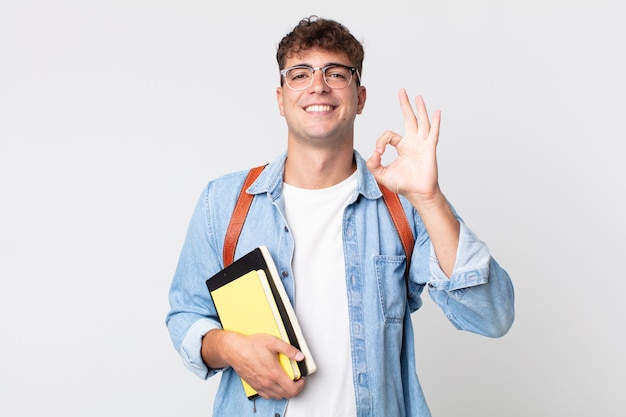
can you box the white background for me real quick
[1,1,624,416]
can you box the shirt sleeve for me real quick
[165,184,228,379]
[179,319,223,379]
[426,220,515,337]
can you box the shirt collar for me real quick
[247,150,384,201]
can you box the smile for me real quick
[304,105,334,113]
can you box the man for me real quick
[166,15,514,417]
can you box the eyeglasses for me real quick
[280,64,360,90]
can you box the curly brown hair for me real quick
[276,15,364,86]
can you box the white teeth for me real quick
[305,105,332,112]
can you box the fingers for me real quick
[368,91,441,172]
[255,367,305,400]
[413,94,431,134]
[238,335,305,400]
[258,377,305,400]
[429,109,442,144]
[399,89,419,136]
[366,130,402,186]
[271,336,304,362]
[415,95,442,146]
[399,89,441,141]
[366,148,382,172]
[373,130,402,153]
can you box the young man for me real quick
[166,16,514,417]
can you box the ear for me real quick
[276,87,285,116]
[356,85,367,115]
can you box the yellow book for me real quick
[206,246,316,400]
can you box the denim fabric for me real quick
[166,151,515,417]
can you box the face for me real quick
[276,48,366,149]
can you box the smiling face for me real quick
[276,48,366,151]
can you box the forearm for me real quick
[407,187,459,277]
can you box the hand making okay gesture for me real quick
[368,89,459,277]
[366,88,442,203]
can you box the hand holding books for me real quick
[206,246,317,400]
[206,330,307,400]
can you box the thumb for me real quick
[366,149,384,178]
[273,337,305,362]
[292,350,305,362]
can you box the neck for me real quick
[284,145,356,189]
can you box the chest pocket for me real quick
[374,255,408,323]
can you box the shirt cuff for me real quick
[428,220,491,291]
[180,318,222,380]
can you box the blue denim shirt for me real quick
[166,151,515,417]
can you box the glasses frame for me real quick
[280,63,361,91]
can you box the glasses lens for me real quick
[323,65,353,89]
[285,67,313,90]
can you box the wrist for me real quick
[201,329,232,370]
[405,186,446,212]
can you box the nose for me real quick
[310,68,330,92]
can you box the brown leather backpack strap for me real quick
[222,165,414,289]
[378,182,415,286]
[222,165,266,267]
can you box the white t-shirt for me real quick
[282,172,358,417]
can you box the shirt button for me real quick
[282,271,289,278]
[358,373,367,384]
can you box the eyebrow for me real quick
[291,62,351,68]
